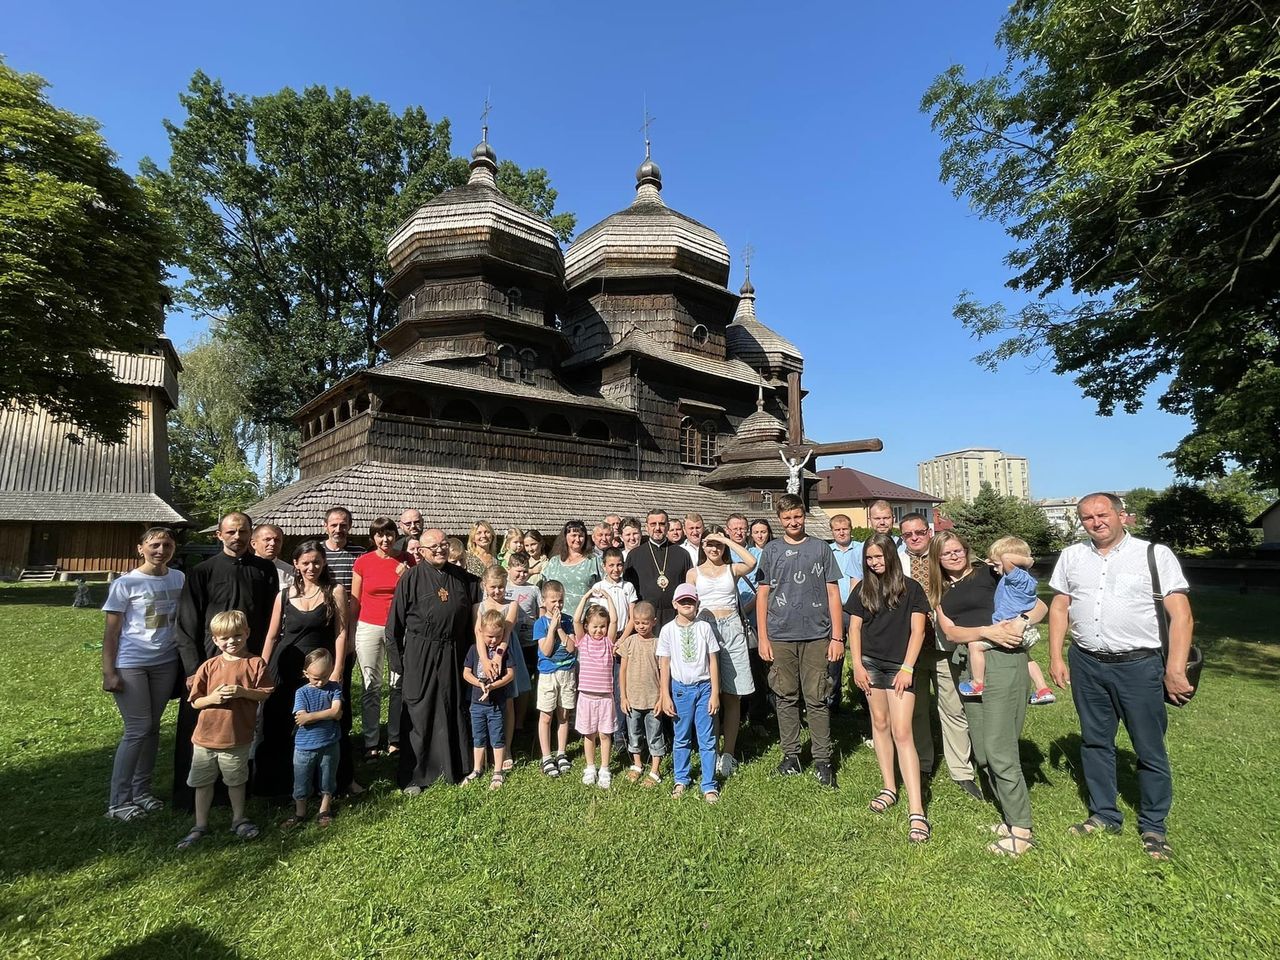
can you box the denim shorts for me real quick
[292,741,339,800]
[861,655,915,692]
[625,707,667,757]
[470,702,505,749]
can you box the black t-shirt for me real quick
[844,578,930,662]
[939,563,1000,628]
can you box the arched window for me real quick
[578,419,610,442]
[691,323,709,345]
[439,398,483,424]
[491,406,530,431]
[538,413,573,436]
[519,349,537,384]
[381,391,422,417]
[679,417,717,466]
[679,417,698,465]
[497,344,518,380]
[700,420,717,464]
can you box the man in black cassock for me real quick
[385,527,481,793]
[171,511,279,810]
[624,508,693,629]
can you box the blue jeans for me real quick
[1070,645,1172,834]
[671,679,717,792]
[292,741,339,800]
[470,702,506,749]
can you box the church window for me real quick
[519,349,537,384]
[578,419,611,442]
[680,417,717,466]
[700,420,717,464]
[506,286,523,314]
[497,345,519,380]
[691,323,709,345]
[680,417,698,464]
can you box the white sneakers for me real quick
[582,765,597,786]
[597,768,612,790]
[582,765,612,789]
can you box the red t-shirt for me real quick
[353,551,407,627]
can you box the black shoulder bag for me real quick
[1147,542,1203,706]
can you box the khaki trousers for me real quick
[912,647,975,782]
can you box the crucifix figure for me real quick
[780,448,812,495]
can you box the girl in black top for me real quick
[845,534,932,842]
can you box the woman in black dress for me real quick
[255,542,350,798]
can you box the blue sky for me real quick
[6,0,1190,497]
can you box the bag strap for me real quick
[1147,542,1170,662]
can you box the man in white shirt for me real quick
[826,514,861,714]
[682,513,705,566]
[1049,492,1195,859]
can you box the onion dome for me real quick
[564,147,730,289]
[386,133,563,284]
[726,273,803,374]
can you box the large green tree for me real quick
[943,483,1060,557]
[142,73,575,434]
[922,2,1280,484]
[0,58,174,444]
[1144,482,1252,552]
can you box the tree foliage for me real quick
[922,2,1280,484]
[943,483,1060,557]
[142,73,575,433]
[167,335,268,528]
[0,58,174,444]
[1144,482,1252,552]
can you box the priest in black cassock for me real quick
[624,509,693,629]
[172,511,280,810]
[385,527,481,793]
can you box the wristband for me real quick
[899,664,914,675]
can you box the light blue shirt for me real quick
[829,541,863,604]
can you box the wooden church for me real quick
[0,340,187,579]
[248,134,876,536]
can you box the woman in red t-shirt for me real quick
[351,516,411,757]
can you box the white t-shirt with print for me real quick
[102,569,186,668]
[656,618,720,685]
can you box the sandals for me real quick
[1068,815,1121,837]
[671,784,688,799]
[1141,831,1173,860]
[230,819,260,840]
[279,814,307,831]
[908,814,932,844]
[132,794,164,813]
[540,756,561,778]
[704,790,720,805]
[363,747,382,760]
[868,789,899,814]
[317,811,334,828]
[105,803,145,822]
[989,831,1035,856]
[555,753,571,775]
[501,758,514,773]
[642,770,661,788]
[462,770,481,786]
[489,772,506,791]
[176,826,207,850]
[626,765,643,784]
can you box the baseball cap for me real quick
[673,583,699,603]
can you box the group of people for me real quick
[99,492,1196,859]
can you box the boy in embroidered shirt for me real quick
[959,536,1040,698]
[573,586,618,788]
[283,648,343,829]
[177,610,274,850]
[658,584,721,802]
[619,601,666,785]
[533,581,577,777]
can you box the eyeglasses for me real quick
[939,549,966,559]
[423,543,449,552]
[902,530,929,539]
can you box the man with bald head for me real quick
[385,527,482,793]
[394,508,424,553]
[172,511,279,809]
[251,522,292,589]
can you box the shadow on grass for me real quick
[1048,732,1147,817]
[1196,638,1280,685]
[0,582,111,606]
[97,923,250,959]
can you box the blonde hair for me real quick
[479,608,507,632]
[210,610,248,638]
[988,536,1033,564]
[468,521,495,559]
[484,564,508,584]
[446,537,464,561]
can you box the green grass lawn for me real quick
[2,582,1278,959]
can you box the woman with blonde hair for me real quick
[465,521,497,578]
[929,531,1047,856]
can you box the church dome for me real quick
[726,274,803,374]
[564,149,730,289]
[387,136,563,283]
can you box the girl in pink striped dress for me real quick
[572,587,618,789]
